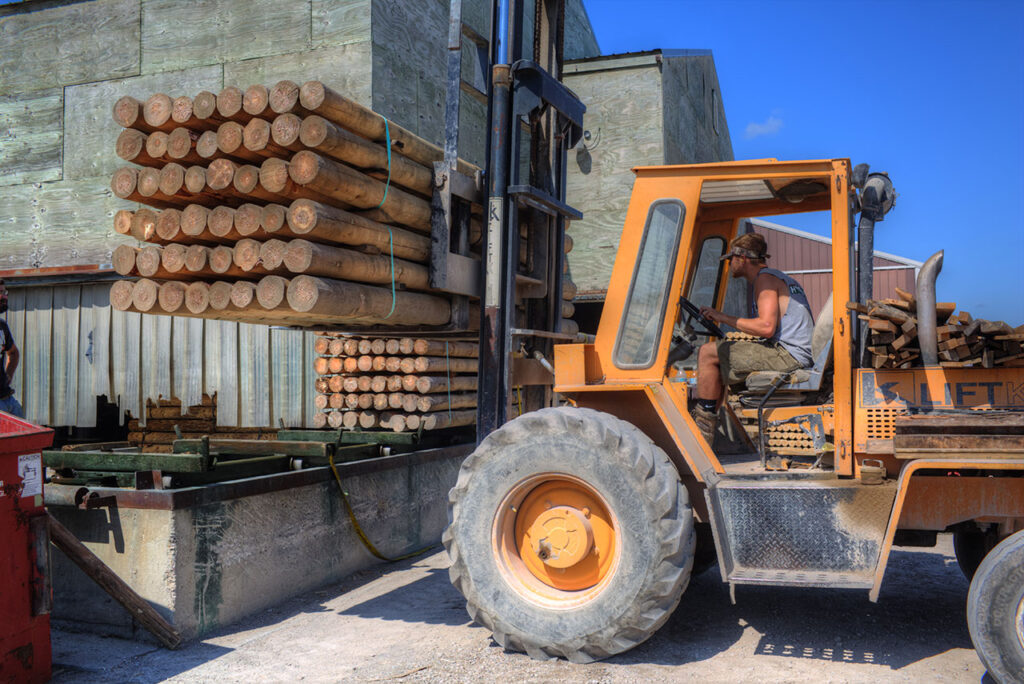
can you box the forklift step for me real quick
[705,476,897,590]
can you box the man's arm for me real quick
[5,342,18,384]
[700,274,781,337]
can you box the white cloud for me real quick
[744,115,783,140]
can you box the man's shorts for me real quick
[716,339,800,388]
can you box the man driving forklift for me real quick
[691,232,815,445]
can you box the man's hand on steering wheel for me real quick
[678,297,724,337]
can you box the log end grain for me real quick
[158,281,186,313]
[171,96,194,125]
[208,281,233,310]
[233,164,261,194]
[155,209,182,241]
[286,274,321,313]
[143,93,174,130]
[161,243,187,273]
[111,245,138,276]
[158,163,186,196]
[184,244,209,273]
[259,239,288,271]
[110,280,135,311]
[167,128,195,160]
[196,130,219,159]
[269,80,300,114]
[180,204,208,236]
[208,206,236,238]
[287,149,319,185]
[298,115,329,148]
[235,204,263,236]
[132,279,159,312]
[261,204,287,233]
[137,167,162,198]
[243,84,270,117]
[216,86,245,119]
[111,167,139,199]
[115,128,147,163]
[259,157,289,193]
[207,158,238,191]
[271,113,301,147]
[233,238,261,271]
[256,275,288,309]
[209,246,235,274]
[217,121,245,155]
[230,281,257,309]
[112,95,143,129]
[282,239,314,273]
[193,91,218,120]
[185,281,210,314]
[131,209,159,242]
[298,80,327,111]
[243,117,272,152]
[113,209,134,236]
[135,246,162,277]
[184,166,207,194]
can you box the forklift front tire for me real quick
[444,406,694,663]
[967,528,1024,682]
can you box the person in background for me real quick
[0,280,23,417]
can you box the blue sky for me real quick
[584,0,1024,322]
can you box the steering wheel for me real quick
[678,297,725,338]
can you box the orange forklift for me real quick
[445,158,1024,681]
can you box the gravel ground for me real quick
[52,534,987,683]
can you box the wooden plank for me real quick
[23,287,53,425]
[0,90,63,186]
[311,0,371,48]
[563,64,665,294]
[0,177,136,270]
[110,309,142,424]
[172,439,329,458]
[270,327,305,428]
[88,284,112,401]
[63,65,222,181]
[141,0,311,74]
[224,42,372,107]
[0,0,139,97]
[216,320,239,428]
[44,450,207,473]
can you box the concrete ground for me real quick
[51,535,987,683]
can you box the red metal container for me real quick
[0,411,54,684]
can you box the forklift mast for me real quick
[438,0,584,440]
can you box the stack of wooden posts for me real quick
[125,396,276,453]
[311,334,478,432]
[107,80,558,329]
[849,288,1024,369]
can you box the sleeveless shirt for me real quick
[752,267,814,367]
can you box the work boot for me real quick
[692,404,718,448]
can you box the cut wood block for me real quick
[869,331,896,345]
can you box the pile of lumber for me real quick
[126,396,275,453]
[849,288,1024,369]
[312,334,478,432]
[106,81,566,329]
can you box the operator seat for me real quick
[739,293,833,406]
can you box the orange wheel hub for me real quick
[509,478,618,592]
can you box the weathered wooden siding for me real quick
[64,66,223,180]
[563,61,665,296]
[5,283,319,428]
[0,0,140,97]
[661,54,733,165]
[0,89,63,186]
[312,0,372,48]
[140,0,313,74]
[223,42,373,107]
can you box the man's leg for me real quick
[692,342,722,447]
[0,394,24,418]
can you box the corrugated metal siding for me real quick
[6,282,318,429]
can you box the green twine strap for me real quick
[384,227,396,319]
[378,118,392,208]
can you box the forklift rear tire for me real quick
[444,406,694,663]
[954,526,1000,581]
[967,529,1024,682]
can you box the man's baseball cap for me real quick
[721,232,769,261]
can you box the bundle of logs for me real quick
[311,334,478,432]
[106,80,576,330]
[849,288,1024,369]
[125,396,276,453]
